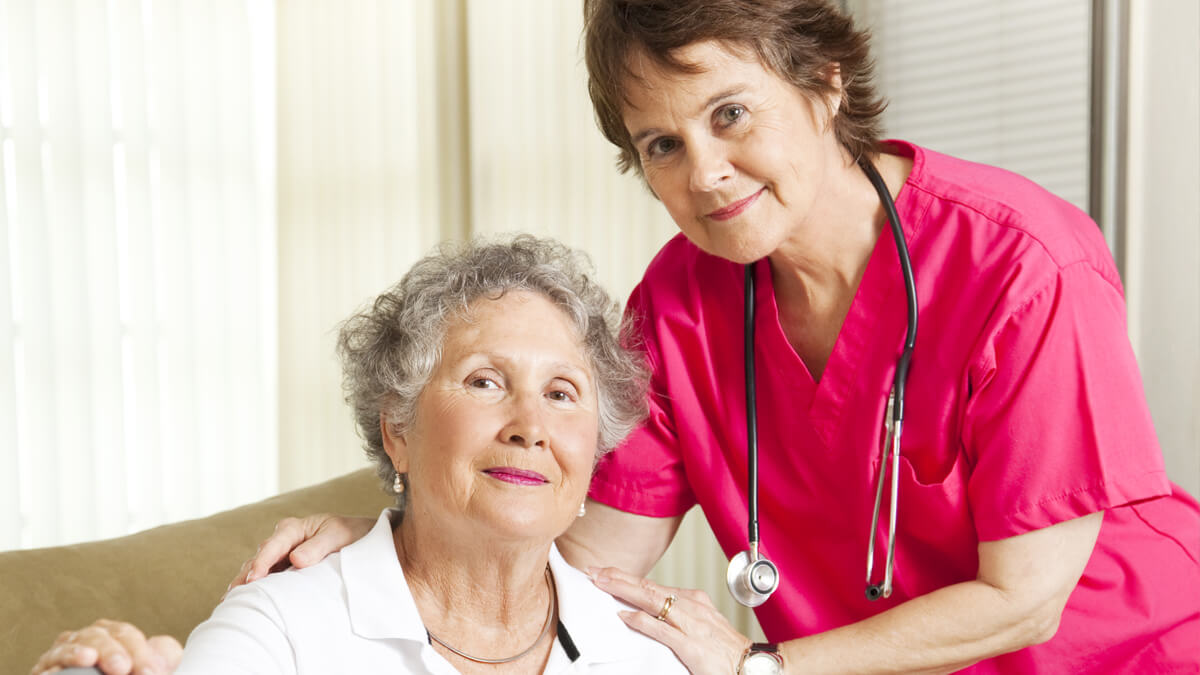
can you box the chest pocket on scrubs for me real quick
[894,450,978,589]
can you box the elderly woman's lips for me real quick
[706,188,765,221]
[483,468,549,486]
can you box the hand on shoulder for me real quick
[30,619,181,675]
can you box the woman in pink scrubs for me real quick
[38,1,1199,673]
[565,1,1200,671]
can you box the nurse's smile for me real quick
[705,187,765,221]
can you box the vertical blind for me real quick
[849,0,1092,211]
[0,0,277,550]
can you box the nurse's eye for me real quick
[716,104,746,127]
[646,136,680,158]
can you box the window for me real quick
[848,0,1091,210]
[0,0,277,549]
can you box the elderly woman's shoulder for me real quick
[225,510,396,619]
[547,548,689,672]
[223,547,353,614]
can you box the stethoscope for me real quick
[726,158,918,607]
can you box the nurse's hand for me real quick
[227,514,375,592]
[30,620,182,675]
[589,567,751,675]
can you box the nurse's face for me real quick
[383,291,600,544]
[621,40,846,264]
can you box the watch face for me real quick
[742,652,784,675]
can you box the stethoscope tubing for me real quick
[859,157,918,422]
[745,263,760,549]
[733,156,917,607]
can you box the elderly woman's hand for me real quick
[589,567,752,675]
[30,619,182,675]
[228,514,375,592]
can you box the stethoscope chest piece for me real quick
[726,549,780,607]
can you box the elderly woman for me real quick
[44,1,1200,674]
[32,236,686,674]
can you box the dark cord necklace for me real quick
[426,566,556,665]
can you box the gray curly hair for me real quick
[337,235,649,504]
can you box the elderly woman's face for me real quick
[383,291,600,542]
[621,40,844,264]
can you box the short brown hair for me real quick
[583,0,886,176]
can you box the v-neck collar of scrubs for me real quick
[755,142,930,448]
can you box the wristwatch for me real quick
[737,642,783,675]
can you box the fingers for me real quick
[93,620,151,674]
[285,516,329,569]
[618,601,685,644]
[588,567,750,675]
[146,635,184,671]
[31,631,99,675]
[31,620,170,675]
[288,515,375,569]
[226,556,254,596]
[115,624,173,675]
[588,566,681,622]
[252,517,307,580]
[227,514,376,593]
[227,515,308,592]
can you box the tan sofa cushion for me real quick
[0,468,392,671]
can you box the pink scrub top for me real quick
[589,141,1200,672]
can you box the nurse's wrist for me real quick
[736,641,783,674]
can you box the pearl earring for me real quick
[393,473,404,494]
[578,501,586,518]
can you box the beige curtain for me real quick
[0,0,277,550]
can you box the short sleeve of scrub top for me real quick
[589,277,697,518]
[963,260,1169,540]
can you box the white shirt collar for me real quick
[340,508,676,669]
[340,509,429,643]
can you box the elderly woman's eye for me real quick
[547,384,578,403]
[470,377,500,389]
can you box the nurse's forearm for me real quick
[556,499,682,576]
[778,512,1103,674]
[778,578,1056,674]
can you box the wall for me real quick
[276,0,448,488]
[1124,0,1200,496]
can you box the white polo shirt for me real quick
[176,510,687,674]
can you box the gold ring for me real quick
[656,593,677,621]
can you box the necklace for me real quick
[426,566,556,665]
